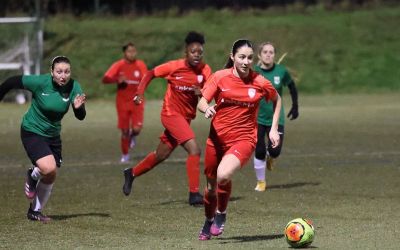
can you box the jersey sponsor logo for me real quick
[41,92,50,96]
[175,85,194,92]
[134,70,140,78]
[248,88,256,98]
[220,98,255,108]
[197,75,203,83]
[274,76,280,85]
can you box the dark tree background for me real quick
[0,0,397,17]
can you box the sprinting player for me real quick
[196,39,281,240]
[253,42,299,192]
[0,56,86,222]
[122,31,212,206]
[102,42,148,163]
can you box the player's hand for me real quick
[269,129,280,148]
[118,75,127,84]
[73,94,86,109]
[133,94,143,105]
[192,85,202,96]
[204,105,216,119]
[287,104,299,120]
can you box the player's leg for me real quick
[199,141,219,240]
[122,132,176,196]
[254,124,268,191]
[129,100,144,149]
[210,141,255,236]
[266,125,285,170]
[117,106,131,163]
[164,115,203,205]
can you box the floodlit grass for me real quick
[0,93,399,249]
[34,6,400,99]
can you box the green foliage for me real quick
[36,6,400,98]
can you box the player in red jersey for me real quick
[102,42,148,163]
[196,39,282,240]
[122,31,212,206]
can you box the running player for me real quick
[102,42,148,163]
[196,39,281,240]
[253,42,299,192]
[0,56,86,222]
[122,31,212,206]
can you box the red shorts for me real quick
[159,113,195,149]
[116,99,144,130]
[204,139,255,179]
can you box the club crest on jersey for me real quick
[134,70,140,78]
[274,76,280,85]
[248,88,256,98]
[197,75,204,83]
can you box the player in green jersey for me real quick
[0,56,86,222]
[253,42,299,192]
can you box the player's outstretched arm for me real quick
[0,76,24,101]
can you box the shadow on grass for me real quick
[157,196,243,206]
[268,182,321,189]
[50,213,110,221]
[217,233,284,243]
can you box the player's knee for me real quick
[268,148,281,158]
[132,127,142,135]
[255,147,267,159]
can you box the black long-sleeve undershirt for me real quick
[0,75,24,101]
[287,80,298,106]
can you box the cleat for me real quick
[266,157,275,171]
[210,212,226,236]
[27,205,51,223]
[254,180,267,192]
[189,192,203,206]
[122,168,135,196]
[25,167,38,199]
[198,219,213,241]
[129,136,136,149]
[120,154,130,163]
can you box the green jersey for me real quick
[255,64,292,126]
[22,74,83,137]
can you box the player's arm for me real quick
[287,80,299,120]
[72,94,86,120]
[0,76,24,101]
[102,62,124,84]
[134,69,155,104]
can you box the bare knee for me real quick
[132,127,142,136]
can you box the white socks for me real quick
[254,157,266,181]
[31,167,42,181]
[32,182,53,212]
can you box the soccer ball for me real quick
[284,218,315,248]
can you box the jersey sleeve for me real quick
[70,80,84,101]
[138,60,148,77]
[201,73,218,102]
[282,67,293,86]
[262,78,278,102]
[202,64,212,86]
[153,61,174,78]
[102,60,122,83]
[22,75,45,92]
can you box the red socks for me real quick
[121,136,130,155]
[217,181,232,213]
[132,152,158,177]
[203,181,232,219]
[186,154,200,193]
[203,187,217,220]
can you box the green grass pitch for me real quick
[0,93,399,249]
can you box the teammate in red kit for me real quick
[102,43,148,163]
[196,39,282,240]
[122,31,212,206]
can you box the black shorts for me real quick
[20,127,62,168]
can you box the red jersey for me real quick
[202,68,278,146]
[102,59,148,103]
[154,59,212,120]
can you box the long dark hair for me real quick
[224,39,253,69]
[51,56,71,71]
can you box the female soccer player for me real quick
[102,42,148,163]
[122,31,212,206]
[196,39,281,240]
[0,56,86,222]
[253,42,299,192]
